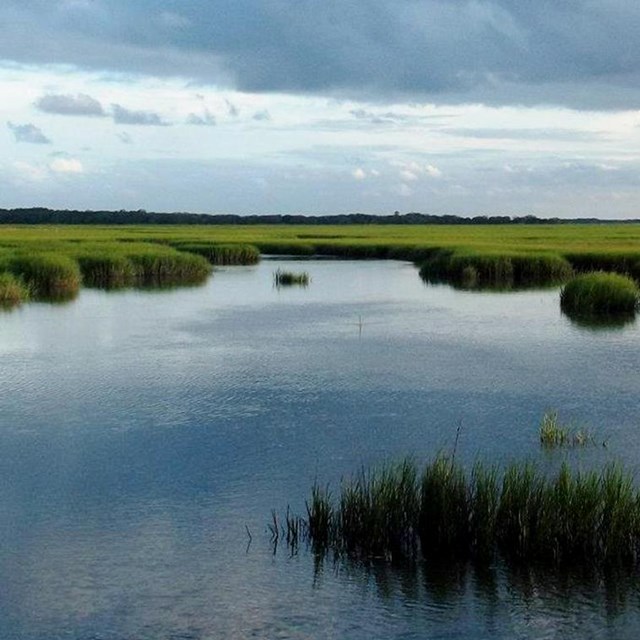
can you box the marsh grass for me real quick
[419,250,574,289]
[76,252,136,289]
[0,272,30,308]
[126,248,211,286]
[4,253,80,300]
[539,411,595,448]
[173,243,260,265]
[274,268,310,287]
[285,457,640,568]
[560,272,639,316]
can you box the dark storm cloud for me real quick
[7,121,51,143]
[35,93,105,116]
[111,104,168,126]
[3,1,640,109]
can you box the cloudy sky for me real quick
[2,0,640,217]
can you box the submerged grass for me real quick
[274,268,310,287]
[539,411,594,448]
[560,272,639,316]
[289,456,640,568]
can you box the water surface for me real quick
[1,259,639,639]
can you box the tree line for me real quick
[0,208,634,225]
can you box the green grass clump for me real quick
[339,461,419,557]
[0,272,30,307]
[539,411,594,448]
[286,456,640,568]
[76,253,136,288]
[273,268,310,287]
[5,253,80,300]
[172,243,260,265]
[560,272,639,316]
[126,248,211,286]
[419,250,573,289]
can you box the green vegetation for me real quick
[539,411,594,447]
[3,253,81,300]
[76,251,136,289]
[125,247,210,286]
[560,272,639,316]
[290,456,640,567]
[274,268,310,287]
[0,223,640,304]
[169,242,260,265]
[0,272,30,307]
[419,249,573,289]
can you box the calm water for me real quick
[1,259,639,639]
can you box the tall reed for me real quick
[288,457,640,568]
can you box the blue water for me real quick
[1,259,639,639]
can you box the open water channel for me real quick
[1,259,639,639]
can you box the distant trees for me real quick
[0,207,625,226]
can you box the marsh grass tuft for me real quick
[76,252,136,289]
[126,248,211,286]
[274,268,310,287]
[5,253,80,301]
[419,250,573,290]
[173,243,260,265]
[282,456,640,568]
[0,272,30,308]
[539,411,594,448]
[560,272,639,317]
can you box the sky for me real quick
[2,1,640,217]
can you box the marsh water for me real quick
[1,259,640,639]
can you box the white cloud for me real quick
[252,109,271,122]
[396,183,413,197]
[400,170,419,181]
[352,167,366,180]
[186,110,216,126]
[13,161,48,181]
[425,164,442,178]
[50,158,84,173]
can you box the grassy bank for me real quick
[287,457,640,568]
[0,224,639,300]
[169,242,260,265]
[2,253,81,301]
[0,242,211,303]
